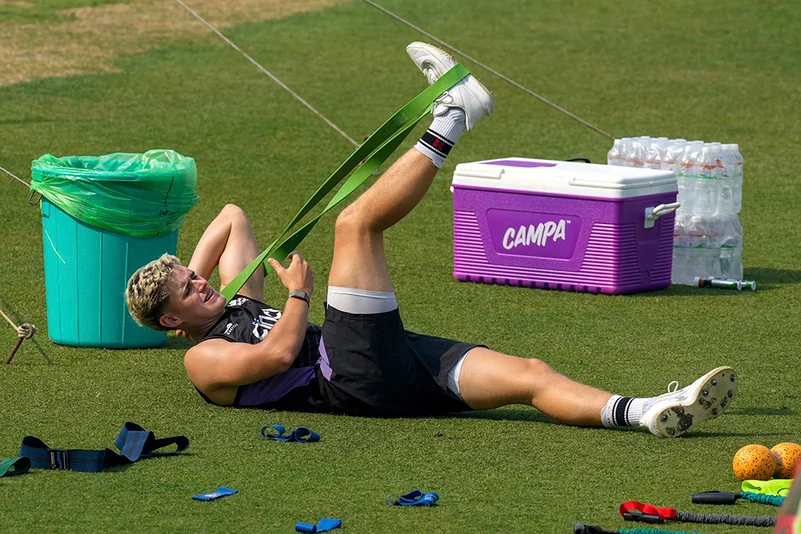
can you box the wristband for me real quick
[289,290,310,306]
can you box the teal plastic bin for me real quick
[41,199,178,348]
[32,150,199,348]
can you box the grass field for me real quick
[1,1,800,532]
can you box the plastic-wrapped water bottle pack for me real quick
[607,137,744,285]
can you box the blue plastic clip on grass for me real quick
[261,424,320,443]
[386,490,439,507]
[295,518,342,533]
[192,487,238,502]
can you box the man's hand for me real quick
[267,252,314,295]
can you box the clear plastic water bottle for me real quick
[625,137,650,167]
[672,211,695,285]
[695,144,722,216]
[676,141,703,214]
[719,145,736,214]
[719,218,744,279]
[617,137,635,167]
[725,143,744,213]
[607,139,623,166]
[645,138,669,169]
[661,139,687,173]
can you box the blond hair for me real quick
[125,253,182,331]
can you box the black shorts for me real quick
[316,305,482,417]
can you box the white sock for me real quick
[601,395,651,427]
[413,107,466,168]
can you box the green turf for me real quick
[1,0,800,532]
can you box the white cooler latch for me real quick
[644,202,680,228]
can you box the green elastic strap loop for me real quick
[741,491,785,506]
[220,63,470,302]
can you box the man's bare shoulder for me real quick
[184,337,229,367]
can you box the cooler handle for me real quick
[644,202,680,228]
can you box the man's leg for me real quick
[328,149,439,291]
[456,349,737,438]
[456,348,612,426]
[328,42,493,293]
[187,204,265,300]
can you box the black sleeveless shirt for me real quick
[198,294,328,412]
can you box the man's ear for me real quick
[160,313,182,329]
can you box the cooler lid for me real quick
[452,157,677,198]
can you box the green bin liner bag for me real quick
[31,149,199,238]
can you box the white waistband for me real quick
[327,286,398,314]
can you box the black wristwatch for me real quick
[288,289,311,306]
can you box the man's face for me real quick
[160,265,226,330]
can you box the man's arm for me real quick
[185,297,310,391]
[184,252,314,404]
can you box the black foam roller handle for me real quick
[692,491,740,505]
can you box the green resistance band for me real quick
[221,63,470,302]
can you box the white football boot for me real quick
[406,41,495,131]
[640,366,738,438]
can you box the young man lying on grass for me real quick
[126,42,737,438]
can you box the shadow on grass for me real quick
[685,431,790,438]
[629,267,800,297]
[164,337,194,350]
[726,407,794,416]
[447,408,556,424]
[744,267,801,290]
[630,285,749,298]
[102,452,194,474]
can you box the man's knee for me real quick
[526,358,556,383]
[335,202,372,238]
[221,203,245,219]
[219,203,250,227]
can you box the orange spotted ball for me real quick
[733,444,777,481]
[771,442,801,479]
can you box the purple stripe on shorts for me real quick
[482,159,557,168]
[238,367,316,406]
[318,336,333,381]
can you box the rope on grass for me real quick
[0,164,30,188]
[1,306,37,365]
[0,307,35,339]
[173,0,360,148]
[361,0,616,141]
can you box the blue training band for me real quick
[18,422,189,473]
[295,518,342,533]
[387,490,439,507]
[192,487,238,502]
[261,424,320,443]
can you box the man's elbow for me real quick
[271,349,296,373]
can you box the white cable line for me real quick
[174,0,360,148]
[362,0,615,140]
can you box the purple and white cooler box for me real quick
[451,157,679,295]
